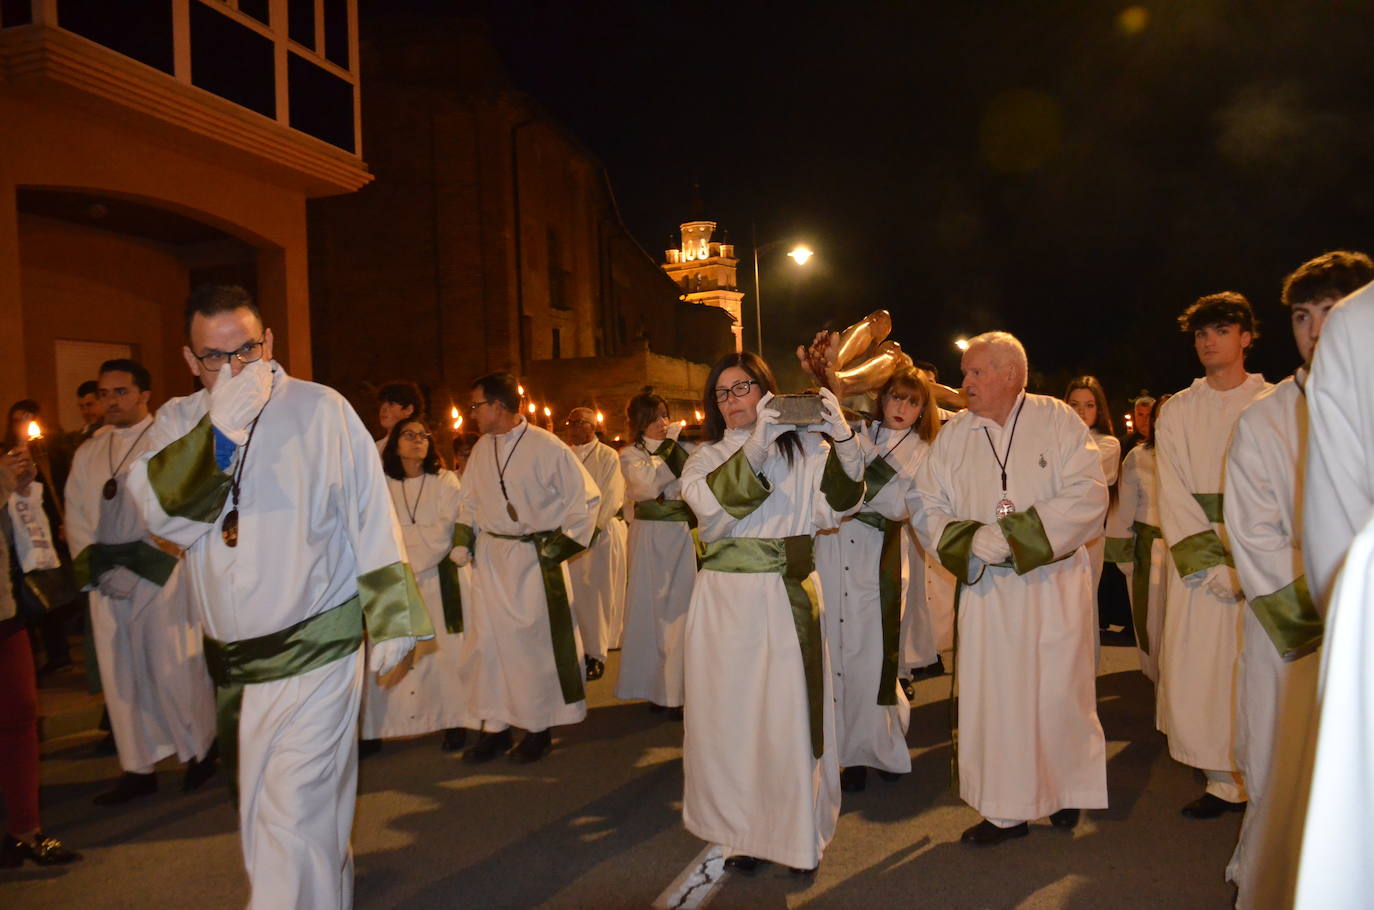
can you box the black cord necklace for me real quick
[983,396,1027,519]
[221,406,268,548]
[879,425,914,461]
[102,421,153,500]
[399,473,427,524]
[495,421,529,521]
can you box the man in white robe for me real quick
[909,332,1108,846]
[126,286,431,910]
[452,374,600,764]
[1224,251,1373,908]
[66,359,217,805]
[1155,292,1270,818]
[562,407,627,682]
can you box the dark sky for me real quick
[375,1,1374,414]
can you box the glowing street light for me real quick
[954,337,970,352]
[787,246,814,265]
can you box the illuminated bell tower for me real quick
[662,220,746,351]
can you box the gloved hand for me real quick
[971,523,1011,565]
[1202,565,1244,602]
[450,546,471,568]
[809,388,863,480]
[208,359,273,446]
[97,566,141,599]
[665,419,685,441]
[742,392,786,469]
[369,636,416,678]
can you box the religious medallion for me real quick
[222,509,239,547]
[102,478,118,501]
[995,498,1016,519]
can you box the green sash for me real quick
[486,529,587,704]
[633,498,697,526]
[652,439,689,477]
[1128,522,1161,653]
[203,597,365,800]
[73,540,178,590]
[853,510,903,706]
[701,535,824,759]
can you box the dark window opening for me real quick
[288,52,355,152]
[552,327,561,359]
[59,0,173,74]
[190,2,275,117]
[323,0,349,67]
[287,0,314,48]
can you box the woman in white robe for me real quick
[1065,376,1120,661]
[680,352,864,874]
[364,418,470,748]
[614,390,696,713]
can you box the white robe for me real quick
[815,424,922,772]
[898,515,956,673]
[909,392,1108,822]
[1105,444,1167,681]
[363,470,469,739]
[1086,429,1121,595]
[1155,373,1270,770]
[680,429,855,870]
[453,418,599,732]
[615,439,697,707]
[566,439,627,662]
[1223,375,1321,906]
[65,415,215,773]
[126,365,425,910]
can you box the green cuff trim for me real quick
[1171,529,1231,577]
[707,447,772,519]
[999,506,1056,575]
[862,455,897,504]
[821,446,865,512]
[452,523,475,549]
[147,414,232,523]
[1193,492,1224,524]
[357,560,434,642]
[74,541,178,590]
[1250,575,1323,660]
[1104,536,1134,564]
[653,438,690,478]
[937,519,983,583]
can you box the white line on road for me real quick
[653,844,727,910]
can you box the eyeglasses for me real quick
[399,430,431,442]
[467,400,494,413]
[193,339,265,370]
[712,379,759,403]
[565,418,592,427]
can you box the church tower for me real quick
[662,220,746,351]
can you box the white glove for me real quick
[1201,565,1244,602]
[741,392,786,469]
[450,546,471,568]
[810,388,863,480]
[369,636,416,678]
[208,359,273,446]
[665,419,685,441]
[97,566,141,599]
[971,523,1012,565]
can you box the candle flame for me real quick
[25,421,41,440]
[694,410,703,421]
[543,406,551,417]
[450,405,459,420]
[453,416,463,430]
[595,411,604,424]
[517,384,525,396]
[527,403,536,414]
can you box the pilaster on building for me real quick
[663,220,746,352]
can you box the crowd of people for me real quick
[3,251,1373,908]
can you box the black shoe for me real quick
[724,855,769,875]
[0,832,82,867]
[462,728,513,764]
[876,769,903,782]
[91,732,117,757]
[961,819,1029,846]
[508,729,552,764]
[840,766,868,792]
[913,656,946,680]
[1100,627,1136,647]
[1049,808,1080,829]
[1181,793,1246,819]
[440,728,468,752]
[93,771,157,806]
[668,706,684,722]
[648,702,668,714]
[358,738,383,760]
[790,864,818,876]
[182,741,219,791]
[585,657,605,681]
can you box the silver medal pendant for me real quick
[506,501,519,521]
[995,498,1016,519]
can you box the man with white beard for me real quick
[909,331,1108,846]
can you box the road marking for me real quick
[653,845,727,910]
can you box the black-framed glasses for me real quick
[564,418,593,427]
[399,430,432,442]
[712,379,759,403]
[193,339,265,370]
[467,400,494,414]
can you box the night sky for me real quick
[374,1,1374,417]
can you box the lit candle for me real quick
[25,421,41,441]
[527,403,536,415]
[693,410,703,422]
[517,384,525,396]
[453,416,463,430]
[450,405,459,420]
[595,411,604,424]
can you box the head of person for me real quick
[912,360,939,384]
[381,417,441,480]
[1064,376,1114,436]
[182,285,272,390]
[879,367,940,443]
[468,372,522,435]
[451,431,479,474]
[1281,250,1374,367]
[76,380,104,427]
[5,398,40,448]
[1144,393,1170,449]
[1177,292,1256,373]
[626,387,670,444]
[1132,394,1155,438]
[377,380,424,433]
[960,332,1027,421]
[561,407,597,446]
[97,359,152,429]
[703,351,801,462]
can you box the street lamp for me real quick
[954,337,970,352]
[751,227,815,353]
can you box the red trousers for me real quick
[0,623,41,836]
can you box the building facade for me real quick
[662,220,745,352]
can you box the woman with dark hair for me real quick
[1065,376,1121,658]
[614,388,696,716]
[1106,393,1170,682]
[814,367,941,793]
[362,417,469,752]
[679,351,865,874]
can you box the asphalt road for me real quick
[10,646,1238,909]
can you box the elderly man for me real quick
[562,407,627,682]
[909,331,1108,846]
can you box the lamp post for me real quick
[750,224,815,354]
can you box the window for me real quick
[552,327,562,359]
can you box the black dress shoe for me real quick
[1049,808,1080,829]
[462,728,513,764]
[668,706,684,722]
[913,656,946,680]
[93,771,158,806]
[876,769,903,782]
[358,738,383,760]
[1181,793,1246,819]
[440,728,468,752]
[0,832,82,867]
[183,741,220,791]
[508,729,552,764]
[961,819,1029,846]
[790,864,818,876]
[840,766,868,792]
[585,657,605,681]
[724,855,769,874]
[648,702,668,714]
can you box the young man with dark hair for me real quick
[1156,291,1270,819]
[74,380,104,441]
[1225,250,1374,906]
[65,359,218,805]
[376,380,425,446]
